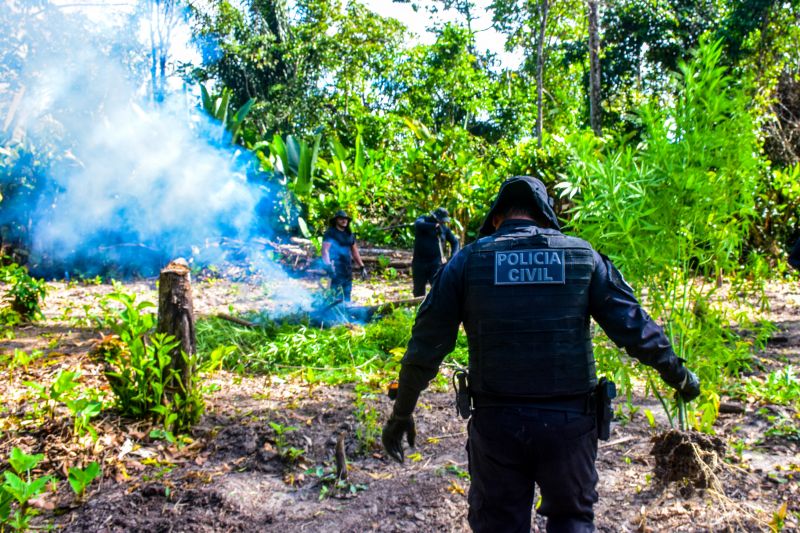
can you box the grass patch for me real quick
[196,308,417,383]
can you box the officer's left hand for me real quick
[382,414,415,463]
[676,368,701,403]
[360,265,369,280]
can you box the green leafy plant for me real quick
[65,395,103,440]
[94,287,208,432]
[24,369,82,419]
[24,371,104,440]
[1,448,52,531]
[67,462,101,501]
[438,463,470,481]
[744,366,800,406]
[0,262,47,322]
[1,349,43,371]
[305,464,368,500]
[558,39,766,432]
[282,447,306,465]
[763,413,800,442]
[199,83,255,144]
[100,330,174,417]
[353,385,381,453]
[770,502,788,532]
[376,255,391,271]
[268,421,299,460]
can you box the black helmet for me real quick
[432,207,450,223]
[329,210,352,225]
[478,176,560,236]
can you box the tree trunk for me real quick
[588,0,603,135]
[536,0,550,148]
[157,259,196,397]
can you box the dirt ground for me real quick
[1,273,798,532]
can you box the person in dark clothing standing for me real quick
[790,238,800,271]
[321,210,367,302]
[412,207,460,297]
[382,176,701,532]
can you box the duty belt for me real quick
[471,392,596,414]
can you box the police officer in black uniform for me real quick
[322,210,367,302]
[382,176,701,532]
[412,207,460,297]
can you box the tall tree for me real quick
[385,24,493,132]
[492,0,588,137]
[189,0,405,140]
[587,0,602,135]
[534,0,549,146]
[145,0,182,103]
[600,0,722,124]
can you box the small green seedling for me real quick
[268,421,298,458]
[643,409,657,429]
[67,462,102,500]
[1,447,52,530]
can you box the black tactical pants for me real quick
[467,406,598,533]
[412,260,442,297]
[330,274,352,302]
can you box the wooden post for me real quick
[157,258,196,396]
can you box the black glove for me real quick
[382,413,415,463]
[360,265,369,280]
[675,368,701,402]
[324,263,335,277]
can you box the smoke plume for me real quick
[0,1,313,313]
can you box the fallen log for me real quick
[217,238,414,271]
[718,402,746,414]
[216,313,259,328]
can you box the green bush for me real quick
[0,262,47,323]
[1,447,52,531]
[558,38,766,431]
[93,286,211,432]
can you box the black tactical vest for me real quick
[463,226,597,398]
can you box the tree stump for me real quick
[157,258,196,397]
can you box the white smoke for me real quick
[2,1,314,314]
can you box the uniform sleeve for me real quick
[790,239,800,271]
[393,251,466,415]
[444,227,460,256]
[588,251,686,386]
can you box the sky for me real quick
[50,0,520,69]
[361,0,520,67]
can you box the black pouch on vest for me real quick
[595,377,617,441]
[453,369,471,420]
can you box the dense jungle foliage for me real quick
[1,0,800,434]
[1,0,799,254]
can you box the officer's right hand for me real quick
[675,368,701,402]
[382,414,415,463]
[324,263,335,277]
